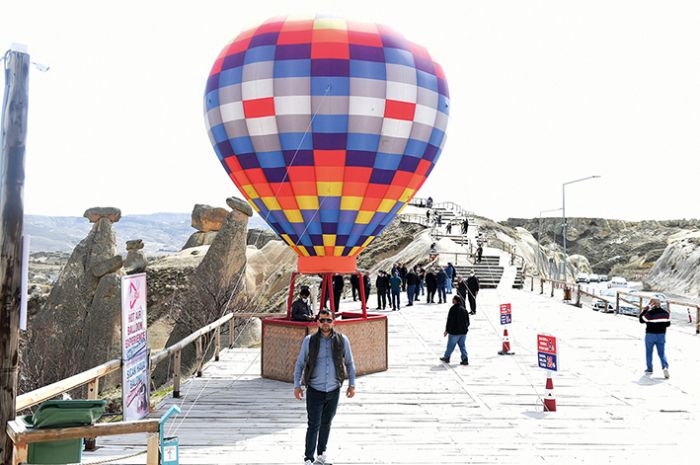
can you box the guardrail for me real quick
[16,311,286,412]
[400,214,430,227]
[524,274,700,334]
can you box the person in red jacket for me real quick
[639,298,671,378]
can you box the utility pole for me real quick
[0,44,29,465]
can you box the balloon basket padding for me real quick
[261,313,388,383]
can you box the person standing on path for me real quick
[332,274,344,312]
[446,222,452,235]
[406,267,418,306]
[350,274,360,301]
[462,218,469,235]
[399,263,408,291]
[466,271,480,314]
[294,310,356,465]
[439,295,470,365]
[292,286,315,322]
[375,271,387,310]
[445,262,456,294]
[436,267,448,304]
[456,276,467,303]
[390,272,402,310]
[639,298,671,378]
[476,244,483,263]
[425,268,437,304]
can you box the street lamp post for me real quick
[562,175,600,283]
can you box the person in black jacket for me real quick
[466,271,480,315]
[639,298,671,378]
[399,263,408,291]
[425,269,437,304]
[332,274,344,312]
[350,274,360,301]
[362,274,370,300]
[439,295,470,365]
[291,287,314,322]
[405,268,418,306]
[436,267,447,304]
[375,271,388,310]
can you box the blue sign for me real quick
[500,314,512,325]
[538,353,558,371]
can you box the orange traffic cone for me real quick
[498,328,515,355]
[543,373,557,412]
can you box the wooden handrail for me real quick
[17,311,285,411]
[7,418,160,444]
[7,419,161,465]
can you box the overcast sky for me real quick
[2,0,699,221]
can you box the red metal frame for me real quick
[288,271,368,319]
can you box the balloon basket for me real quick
[261,271,388,383]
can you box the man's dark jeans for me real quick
[305,386,340,461]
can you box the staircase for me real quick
[513,266,524,289]
[454,255,503,289]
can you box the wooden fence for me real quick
[16,311,285,411]
[524,275,700,334]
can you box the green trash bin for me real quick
[21,399,106,464]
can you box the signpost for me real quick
[497,303,514,355]
[537,334,558,371]
[537,334,558,411]
[121,273,149,421]
[499,303,512,325]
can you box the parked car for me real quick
[593,289,617,313]
[599,274,609,282]
[608,276,628,288]
[589,274,600,283]
[593,288,637,314]
[576,273,590,283]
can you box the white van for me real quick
[608,276,628,288]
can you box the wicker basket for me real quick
[262,313,388,383]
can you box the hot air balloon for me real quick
[204,16,448,381]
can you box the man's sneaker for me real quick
[460,358,469,366]
[305,460,313,465]
[644,369,653,375]
[439,357,449,363]
[314,453,330,464]
[663,368,670,379]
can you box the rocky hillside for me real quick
[504,217,700,278]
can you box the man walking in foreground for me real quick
[440,295,470,365]
[294,309,356,464]
[639,298,671,378]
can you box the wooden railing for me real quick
[400,214,431,227]
[16,311,286,411]
[524,274,700,334]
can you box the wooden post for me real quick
[195,337,203,377]
[575,285,581,307]
[540,278,544,294]
[228,318,235,348]
[639,296,643,315]
[696,306,699,334]
[146,432,159,465]
[84,379,99,451]
[550,280,554,297]
[1,45,30,465]
[173,350,181,398]
[616,292,620,313]
[214,327,221,362]
[530,276,534,292]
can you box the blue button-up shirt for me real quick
[294,333,356,391]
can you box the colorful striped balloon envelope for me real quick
[204,16,449,273]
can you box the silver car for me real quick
[593,289,638,315]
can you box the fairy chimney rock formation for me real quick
[182,204,230,250]
[191,204,229,232]
[124,239,148,275]
[83,207,122,223]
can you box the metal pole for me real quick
[562,184,567,283]
[0,45,30,465]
